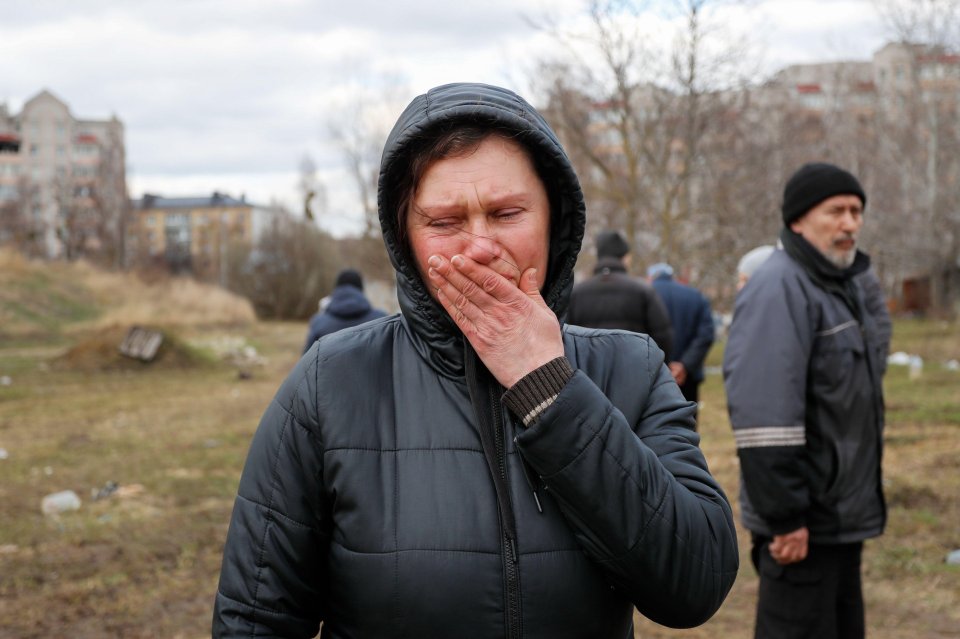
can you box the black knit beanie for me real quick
[595,230,630,259]
[335,268,364,290]
[782,162,866,225]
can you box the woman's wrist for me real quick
[501,357,574,426]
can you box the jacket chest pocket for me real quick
[810,320,864,391]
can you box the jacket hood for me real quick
[377,82,586,376]
[326,284,372,320]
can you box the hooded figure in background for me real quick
[302,268,387,354]
[214,83,738,638]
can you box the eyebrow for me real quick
[414,190,534,216]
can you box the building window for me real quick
[165,213,189,226]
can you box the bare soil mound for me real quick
[52,325,216,372]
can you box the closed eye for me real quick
[494,208,523,220]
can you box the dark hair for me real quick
[393,123,556,247]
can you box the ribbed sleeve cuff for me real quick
[502,356,574,427]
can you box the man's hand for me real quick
[426,252,564,388]
[668,361,687,385]
[769,526,809,565]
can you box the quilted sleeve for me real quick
[213,353,327,638]
[514,335,738,628]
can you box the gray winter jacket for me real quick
[723,247,886,542]
[213,83,738,638]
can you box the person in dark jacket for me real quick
[302,268,387,354]
[213,83,738,638]
[648,262,715,424]
[567,229,674,356]
[723,162,886,639]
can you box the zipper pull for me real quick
[507,536,518,564]
[514,435,544,514]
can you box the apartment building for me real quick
[129,192,278,283]
[0,89,126,259]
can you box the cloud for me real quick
[2,0,888,236]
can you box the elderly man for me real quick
[723,162,886,639]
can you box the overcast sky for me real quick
[2,0,890,236]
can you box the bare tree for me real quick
[0,178,44,257]
[871,0,960,312]
[326,82,407,239]
[225,210,341,320]
[874,0,960,47]
[532,0,755,280]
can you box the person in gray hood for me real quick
[723,162,886,639]
[213,83,738,638]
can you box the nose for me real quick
[840,210,862,233]
[461,220,501,263]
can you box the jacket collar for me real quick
[593,257,628,275]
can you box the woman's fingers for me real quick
[428,253,519,314]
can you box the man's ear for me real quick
[789,216,805,235]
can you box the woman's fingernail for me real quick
[451,255,464,267]
[428,255,441,267]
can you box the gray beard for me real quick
[827,248,857,269]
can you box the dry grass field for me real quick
[0,252,957,637]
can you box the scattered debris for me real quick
[41,490,81,515]
[119,326,164,362]
[945,359,959,372]
[189,336,266,368]
[947,549,960,566]
[0,544,18,554]
[888,352,926,379]
[887,352,911,366]
[908,355,924,380]
[43,466,53,476]
[0,448,8,460]
[91,480,119,501]
[0,375,11,386]
[237,369,253,380]
[114,483,145,498]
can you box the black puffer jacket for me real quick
[213,83,738,638]
[567,257,675,357]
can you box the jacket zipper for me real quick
[464,344,521,639]
[493,398,522,639]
